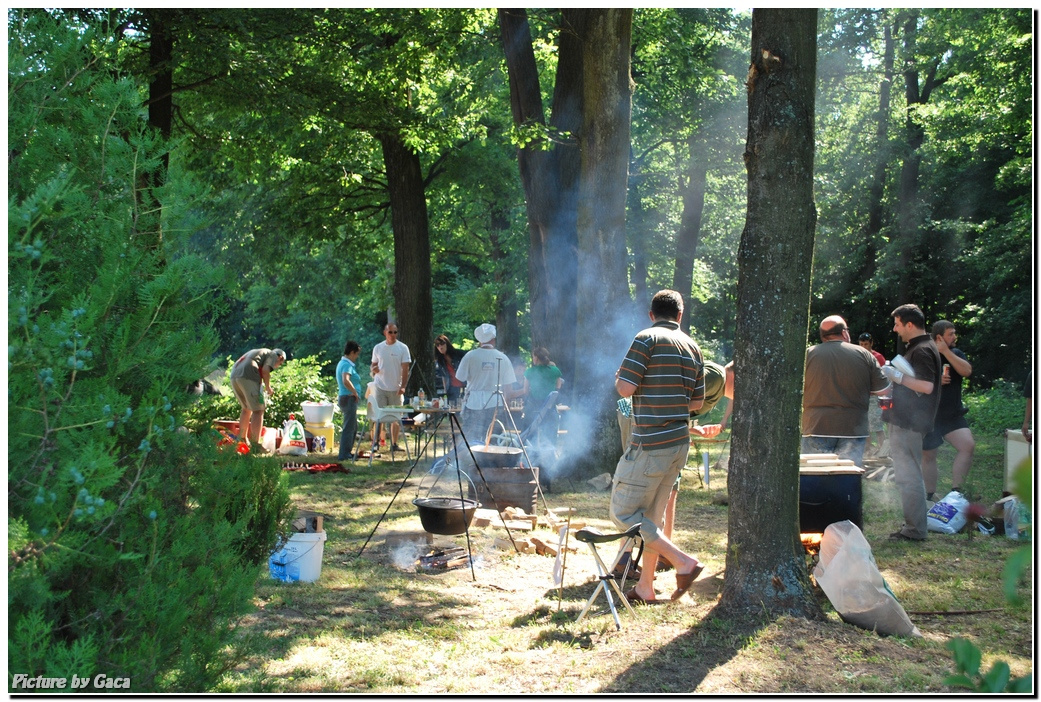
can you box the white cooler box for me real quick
[1004,429,1032,492]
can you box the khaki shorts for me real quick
[610,442,688,544]
[231,377,265,412]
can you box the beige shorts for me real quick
[231,377,265,412]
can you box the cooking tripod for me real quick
[353,408,524,581]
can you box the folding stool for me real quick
[573,523,643,630]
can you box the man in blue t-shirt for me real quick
[336,341,362,460]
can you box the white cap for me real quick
[474,323,497,343]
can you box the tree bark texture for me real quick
[720,8,823,620]
[566,8,635,477]
[379,131,434,397]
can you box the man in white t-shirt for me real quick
[455,323,520,442]
[370,322,411,449]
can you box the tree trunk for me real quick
[499,8,582,391]
[565,8,634,477]
[720,8,823,620]
[499,8,553,358]
[141,8,174,249]
[543,9,587,390]
[627,157,650,314]
[379,131,434,397]
[491,206,520,358]
[673,136,708,334]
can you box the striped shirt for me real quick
[617,321,705,449]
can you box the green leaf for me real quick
[946,637,982,677]
[942,673,977,690]
[1002,545,1032,602]
[980,661,1011,693]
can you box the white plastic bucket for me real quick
[301,401,335,426]
[268,531,327,583]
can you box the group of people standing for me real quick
[326,322,566,460]
[800,303,977,542]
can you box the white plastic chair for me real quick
[366,393,412,467]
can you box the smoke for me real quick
[550,302,645,481]
[391,541,424,570]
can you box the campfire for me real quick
[417,546,471,571]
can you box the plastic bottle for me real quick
[418,389,426,404]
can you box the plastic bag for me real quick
[813,520,921,638]
[278,416,307,456]
[927,490,969,534]
[1004,496,1032,541]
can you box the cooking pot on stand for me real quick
[412,497,479,536]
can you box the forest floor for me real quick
[215,433,1033,694]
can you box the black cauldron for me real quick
[412,497,479,535]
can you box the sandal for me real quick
[670,562,704,601]
[624,588,668,606]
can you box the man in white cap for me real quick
[455,323,521,441]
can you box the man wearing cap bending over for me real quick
[455,324,521,441]
[229,347,286,451]
[611,290,705,605]
[802,315,891,466]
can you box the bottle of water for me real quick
[418,389,426,404]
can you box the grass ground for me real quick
[214,430,1033,694]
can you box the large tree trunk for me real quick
[543,9,587,390]
[673,136,708,334]
[720,8,823,619]
[379,131,434,397]
[499,8,553,357]
[565,8,634,477]
[498,8,582,390]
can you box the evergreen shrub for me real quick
[8,12,292,692]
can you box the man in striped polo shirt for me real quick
[611,290,706,604]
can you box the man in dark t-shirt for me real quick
[881,305,942,541]
[921,321,975,501]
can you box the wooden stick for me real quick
[905,608,1003,616]
[484,405,498,446]
[557,512,572,613]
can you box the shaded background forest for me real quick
[12,7,1034,387]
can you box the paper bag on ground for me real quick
[813,520,921,638]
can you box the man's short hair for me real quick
[931,320,955,338]
[650,290,683,321]
[891,304,925,329]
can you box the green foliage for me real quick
[8,11,292,692]
[945,637,1033,693]
[963,380,1027,437]
[181,355,338,434]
